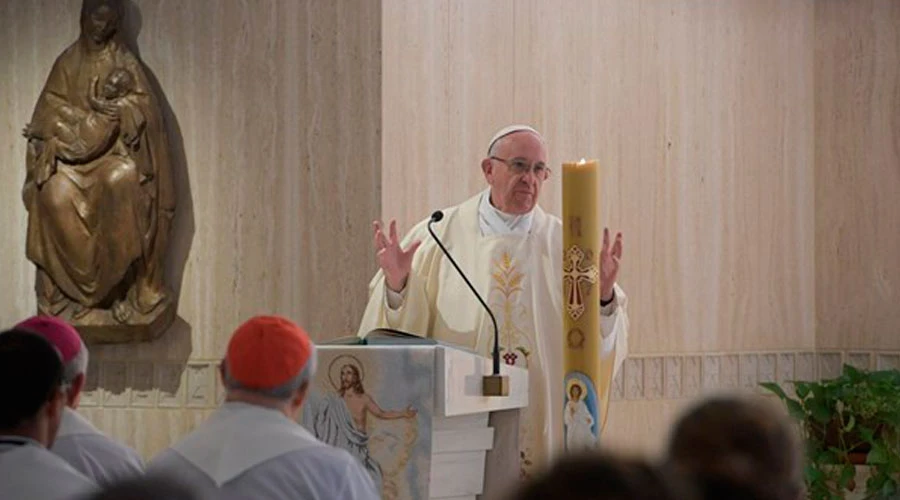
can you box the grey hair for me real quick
[64,341,89,384]
[488,137,504,157]
[222,344,318,400]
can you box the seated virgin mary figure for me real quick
[22,0,175,336]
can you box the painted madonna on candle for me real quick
[22,0,176,341]
[356,124,630,477]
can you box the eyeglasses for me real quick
[489,156,551,180]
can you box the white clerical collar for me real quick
[478,189,534,236]
[0,435,41,452]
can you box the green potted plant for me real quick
[761,364,900,499]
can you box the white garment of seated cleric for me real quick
[148,315,379,500]
[0,436,97,500]
[358,125,630,477]
[52,407,144,485]
[148,403,377,500]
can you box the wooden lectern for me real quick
[300,344,528,500]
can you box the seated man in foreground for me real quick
[666,395,805,500]
[16,315,144,485]
[148,315,378,500]
[0,329,97,500]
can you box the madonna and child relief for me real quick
[301,348,433,500]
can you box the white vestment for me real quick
[564,400,595,451]
[147,402,378,500]
[0,436,97,500]
[51,407,144,485]
[358,191,629,476]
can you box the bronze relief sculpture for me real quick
[22,0,176,343]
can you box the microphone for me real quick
[428,210,508,397]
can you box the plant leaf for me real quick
[870,370,900,384]
[866,444,889,465]
[843,363,862,379]
[844,414,855,432]
[760,382,789,400]
[813,449,837,464]
[881,478,897,498]
[805,464,824,483]
[785,398,806,421]
[866,472,887,494]
[808,399,833,424]
[838,463,855,489]
[860,427,876,443]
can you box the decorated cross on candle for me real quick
[563,245,599,321]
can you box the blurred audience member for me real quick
[80,474,204,500]
[666,395,804,500]
[510,451,694,500]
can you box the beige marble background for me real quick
[814,0,900,352]
[0,0,897,460]
[383,0,818,356]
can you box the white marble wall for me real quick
[815,0,900,352]
[382,0,817,356]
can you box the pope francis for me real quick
[358,125,630,477]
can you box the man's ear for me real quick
[68,373,85,408]
[293,380,310,407]
[481,157,494,181]
[46,386,67,422]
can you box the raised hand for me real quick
[373,219,421,292]
[599,227,623,302]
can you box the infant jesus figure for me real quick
[24,67,151,187]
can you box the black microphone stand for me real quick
[428,211,508,396]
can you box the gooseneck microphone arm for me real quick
[427,210,501,376]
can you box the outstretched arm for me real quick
[364,395,417,420]
[357,218,434,338]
